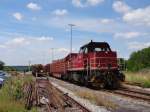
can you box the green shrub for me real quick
[127,47,150,71]
[125,71,150,88]
[0,75,36,112]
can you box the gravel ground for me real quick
[122,83,150,92]
[49,77,150,112]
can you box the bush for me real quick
[0,61,4,70]
[0,75,36,112]
[127,47,150,71]
[76,90,117,110]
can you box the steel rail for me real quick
[35,78,91,112]
[105,88,150,102]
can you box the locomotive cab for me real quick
[79,40,118,71]
[79,40,111,53]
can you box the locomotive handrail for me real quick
[89,57,117,68]
[66,56,117,70]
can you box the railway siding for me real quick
[49,77,150,112]
[25,78,92,112]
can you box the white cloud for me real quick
[57,48,69,53]
[114,32,142,39]
[123,6,150,26]
[113,1,150,26]
[0,35,55,65]
[48,17,116,33]
[36,36,54,41]
[72,0,104,8]
[13,12,23,21]
[5,37,30,47]
[27,2,41,11]
[0,45,6,48]
[87,0,104,6]
[1,36,54,49]
[113,1,131,14]
[52,9,68,16]
[99,18,113,24]
[72,0,84,7]
[128,42,150,50]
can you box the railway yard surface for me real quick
[25,77,92,112]
[1,73,150,112]
[47,77,150,112]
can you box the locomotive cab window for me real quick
[95,47,110,52]
[79,48,84,53]
[84,48,88,54]
[79,47,88,54]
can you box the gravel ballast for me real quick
[49,77,150,112]
[51,81,109,112]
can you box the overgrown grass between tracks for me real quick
[76,90,118,110]
[125,71,150,88]
[0,75,36,112]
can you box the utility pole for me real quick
[51,48,54,62]
[68,24,75,54]
[28,60,31,72]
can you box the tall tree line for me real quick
[127,47,150,71]
[0,60,4,70]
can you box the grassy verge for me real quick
[75,90,118,110]
[124,71,150,88]
[0,75,36,112]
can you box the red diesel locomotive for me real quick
[33,41,125,89]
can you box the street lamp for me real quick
[28,60,31,72]
[51,48,54,62]
[68,24,75,54]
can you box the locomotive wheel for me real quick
[113,80,120,89]
[100,82,105,89]
[84,80,89,87]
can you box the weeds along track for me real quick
[123,81,142,87]
[50,77,150,103]
[25,78,91,112]
[107,86,150,102]
[48,77,150,103]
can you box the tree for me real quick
[0,60,5,70]
[127,47,150,71]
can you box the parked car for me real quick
[0,77,4,88]
[0,71,10,88]
[0,71,10,78]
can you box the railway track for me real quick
[106,86,150,102]
[54,77,150,103]
[25,78,91,112]
[124,81,142,87]
[49,77,150,103]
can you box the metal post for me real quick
[68,24,75,54]
[51,48,54,62]
[68,24,75,70]
[28,60,31,72]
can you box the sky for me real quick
[0,0,150,65]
